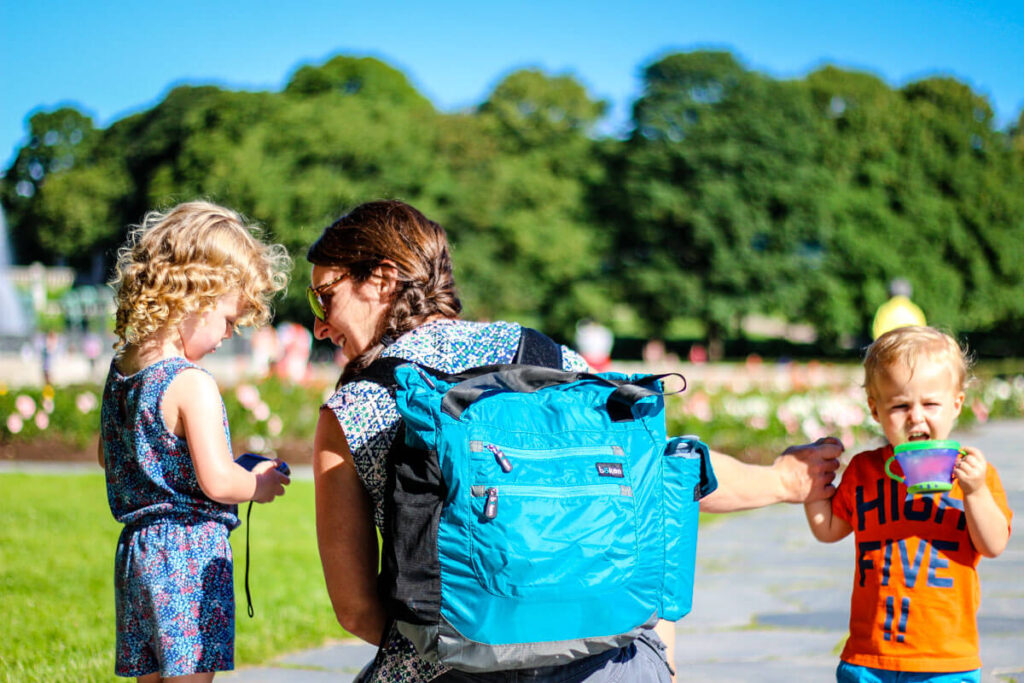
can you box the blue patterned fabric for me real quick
[115,519,235,676]
[101,356,239,677]
[101,357,239,528]
[326,320,587,683]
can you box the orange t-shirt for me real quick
[832,445,1013,672]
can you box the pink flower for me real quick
[235,384,261,410]
[76,391,98,413]
[34,412,49,430]
[801,416,827,441]
[6,414,23,434]
[15,395,35,418]
[267,415,283,436]
[686,392,712,422]
[252,401,271,422]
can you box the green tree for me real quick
[0,107,123,267]
[898,78,1024,333]
[284,55,433,110]
[609,51,832,353]
[436,69,610,339]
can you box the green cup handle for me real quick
[884,454,904,484]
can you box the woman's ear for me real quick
[372,261,400,300]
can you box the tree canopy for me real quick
[3,50,1023,351]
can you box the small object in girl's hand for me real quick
[235,452,290,476]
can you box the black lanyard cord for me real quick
[244,501,255,618]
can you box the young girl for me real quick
[99,201,292,682]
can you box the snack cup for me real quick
[885,440,961,494]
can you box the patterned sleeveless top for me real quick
[325,319,586,683]
[101,356,239,529]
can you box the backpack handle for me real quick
[439,365,684,421]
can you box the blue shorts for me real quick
[114,518,235,677]
[837,661,981,683]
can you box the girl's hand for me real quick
[954,446,988,495]
[251,459,290,503]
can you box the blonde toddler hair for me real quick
[863,325,972,400]
[109,201,291,351]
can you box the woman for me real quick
[310,200,841,682]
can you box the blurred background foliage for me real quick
[3,50,1023,353]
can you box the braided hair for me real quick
[307,200,462,382]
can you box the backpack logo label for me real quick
[596,462,625,478]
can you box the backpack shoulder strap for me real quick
[513,326,563,369]
[351,357,406,396]
[354,325,563,391]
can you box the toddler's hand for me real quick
[954,446,987,495]
[252,458,290,503]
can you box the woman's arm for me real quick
[170,369,289,504]
[655,619,677,682]
[313,407,387,645]
[700,437,842,513]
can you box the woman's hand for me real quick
[700,437,842,513]
[777,436,844,503]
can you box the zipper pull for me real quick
[486,444,513,473]
[484,487,499,519]
[410,364,437,389]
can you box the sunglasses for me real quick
[306,272,348,321]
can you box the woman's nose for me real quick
[313,318,331,340]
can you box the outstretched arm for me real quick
[313,407,387,645]
[700,437,842,513]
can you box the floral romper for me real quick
[101,357,239,677]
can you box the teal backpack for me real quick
[358,330,716,673]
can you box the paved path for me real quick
[673,419,1024,683]
[217,419,1024,682]
[53,421,1006,682]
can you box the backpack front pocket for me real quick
[469,481,639,599]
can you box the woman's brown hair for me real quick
[307,200,462,380]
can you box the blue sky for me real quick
[2,0,1023,169]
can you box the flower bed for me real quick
[666,369,1024,463]
[3,366,1024,464]
[0,376,332,462]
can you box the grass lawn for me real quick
[0,473,345,682]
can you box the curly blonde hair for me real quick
[864,325,973,400]
[109,201,291,351]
